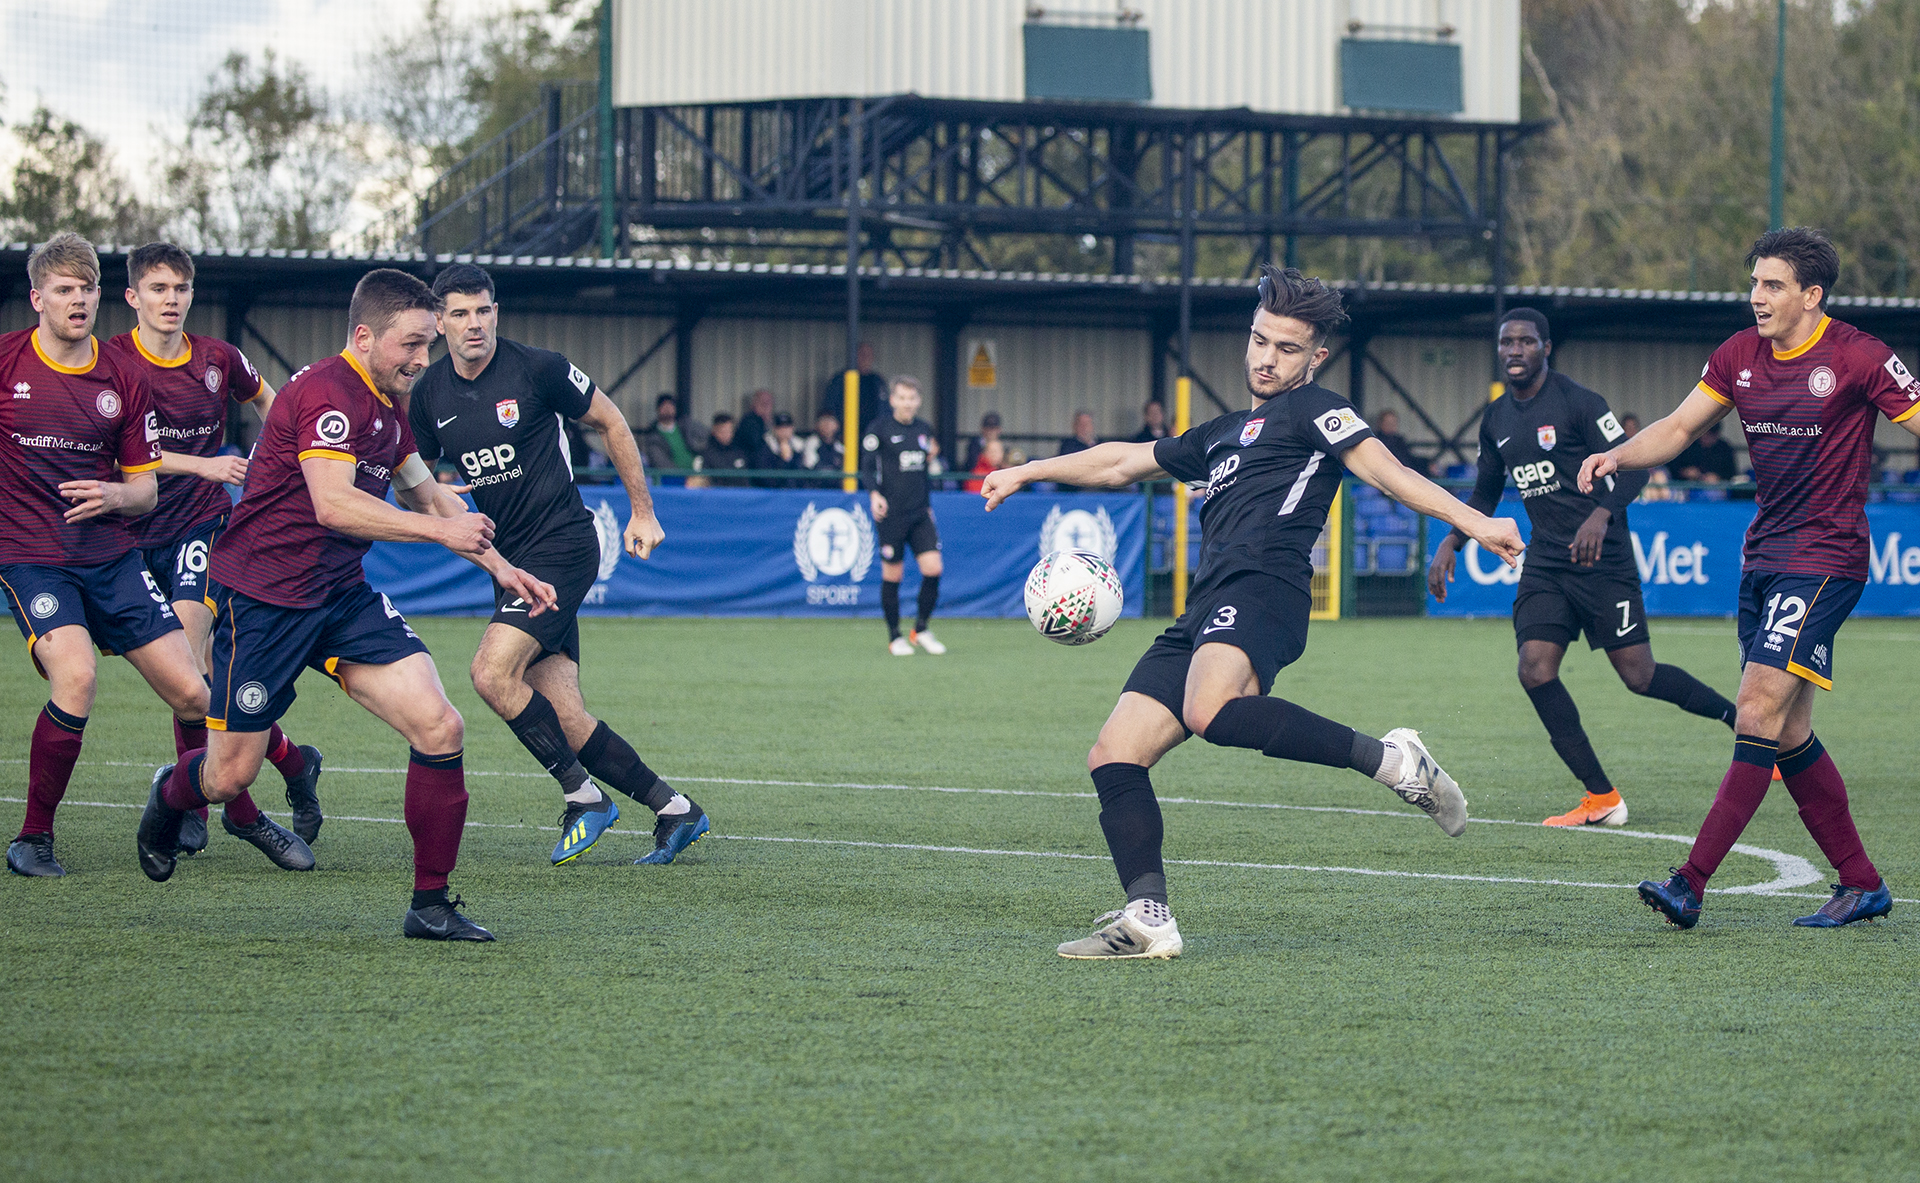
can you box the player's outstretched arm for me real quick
[979,442,1165,511]
[1344,438,1523,565]
[1578,387,1728,493]
[158,450,248,486]
[576,388,664,558]
[303,455,494,552]
[398,471,560,614]
[58,470,159,523]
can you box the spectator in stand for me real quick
[1372,409,1429,476]
[697,412,751,486]
[963,411,1004,471]
[435,467,461,486]
[754,412,806,486]
[1130,398,1168,442]
[965,436,1008,493]
[640,393,704,475]
[739,389,776,457]
[1671,419,1738,482]
[803,411,845,472]
[1620,413,1642,438]
[820,341,889,433]
[1057,409,1098,457]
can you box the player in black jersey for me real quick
[983,267,1525,959]
[1428,309,1736,827]
[862,376,947,655]
[411,265,710,867]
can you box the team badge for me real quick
[204,368,222,393]
[1536,425,1557,450]
[315,410,350,444]
[96,390,121,418]
[29,593,58,619]
[236,681,269,714]
[496,399,520,428]
[1239,418,1266,446]
[1809,366,1837,398]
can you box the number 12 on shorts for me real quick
[1764,593,1807,637]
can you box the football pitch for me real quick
[3,614,1917,1182]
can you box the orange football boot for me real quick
[1543,789,1628,827]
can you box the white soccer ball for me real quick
[1025,550,1124,646]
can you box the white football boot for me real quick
[888,636,915,656]
[1381,728,1468,837]
[909,628,947,655]
[1057,899,1184,959]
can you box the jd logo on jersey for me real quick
[496,399,520,428]
[1536,425,1556,450]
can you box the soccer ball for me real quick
[1024,551,1124,645]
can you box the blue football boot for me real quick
[551,796,618,865]
[636,802,709,865]
[1637,869,1703,929]
[1793,881,1892,927]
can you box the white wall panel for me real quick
[688,317,933,429]
[954,324,1153,444]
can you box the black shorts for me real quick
[491,541,600,665]
[1736,570,1863,690]
[1122,572,1311,729]
[878,506,940,562]
[140,514,225,606]
[207,582,428,732]
[1512,563,1649,652]
[0,551,180,676]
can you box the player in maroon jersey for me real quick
[1582,228,1918,929]
[136,269,556,941]
[0,233,275,878]
[111,242,326,854]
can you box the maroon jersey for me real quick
[1698,316,1919,578]
[211,352,418,608]
[108,329,267,547]
[0,330,162,566]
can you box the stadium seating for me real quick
[1348,484,1421,575]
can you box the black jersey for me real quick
[1455,371,1646,572]
[861,415,935,517]
[1154,383,1375,596]
[408,338,596,557]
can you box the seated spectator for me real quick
[965,436,1008,493]
[1672,420,1737,482]
[753,412,806,486]
[1057,409,1098,457]
[963,411,1003,471]
[1373,409,1428,475]
[738,389,776,456]
[640,393,704,474]
[1620,413,1642,439]
[1131,399,1168,442]
[802,411,845,472]
[696,413,751,486]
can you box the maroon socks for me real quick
[19,703,86,837]
[403,749,467,892]
[1778,735,1880,891]
[265,724,307,781]
[1679,734,1778,896]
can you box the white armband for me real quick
[393,453,433,491]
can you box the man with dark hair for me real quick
[864,375,946,655]
[640,393,702,474]
[1582,227,1918,929]
[1671,419,1738,482]
[111,243,326,855]
[411,263,707,868]
[983,264,1525,958]
[138,267,557,942]
[0,232,244,878]
[699,413,750,485]
[1130,400,1168,443]
[821,341,887,431]
[802,410,843,471]
[1429,307,1736,827]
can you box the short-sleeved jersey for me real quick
[0,330,162,566]
[408,338,594,556]
[1697,317,1918,578]
[108,328,267,547]
[1462,371,1646,572]
[1154,383,1375,596]
[211,352,418,609]
[861,416,935,518]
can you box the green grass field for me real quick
[4,614,1918,1182]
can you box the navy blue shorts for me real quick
[1122,572,1311,730]
[141,514,225,606]
[0,551,181,676]
[208,582,429,732]
[1736,570,1864,690]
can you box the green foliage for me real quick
[0,105,161,245]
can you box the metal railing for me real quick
[416,83,601,258]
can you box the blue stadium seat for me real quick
[1376,543,1410,571]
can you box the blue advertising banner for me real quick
[1427,495,1920,617]
[366,486,1145,619]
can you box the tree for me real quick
[163,50,363,251]
[0,105,161,245]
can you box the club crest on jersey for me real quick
[1239,418,1266,446]
[96,390,121,418]
[204,367,222,393]
[1809,366,1837,398]
[1536,425,1556,450]
[496,399,520,428]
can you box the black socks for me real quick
[881,580,902,640]
[1643,663,1738,727]
[915,575,940,632]
[1201,696,1360,768]
[1525,679,1612,796]
[1091,763,1166,904]
[578,720,677,813]
[504,690,591,796]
